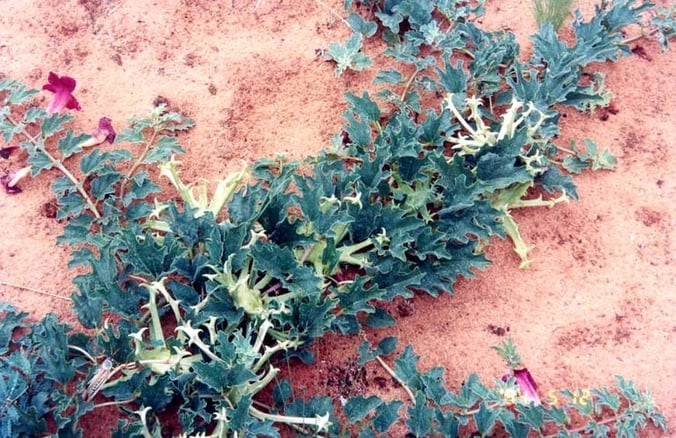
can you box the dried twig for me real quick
[0,280,72,301]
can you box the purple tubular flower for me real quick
[42,72,81,114]
[78,117,116,148]
[0,146,19,159]
[512,368,541,405]
[95,117,116,144]
[1,166,31,194]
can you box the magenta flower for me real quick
[78,117,116,148]
[0,146,18,159]
[95,117,116,144]
[42,72,81,114]
[512,368,541,405]
[502,368,540,405]
[1,166,31,194]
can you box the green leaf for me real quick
[615,416,645,438]
[542,404,569,426]
[137,374,174,411]
[52,392,94,437]
[123,172,161,206]
[373,400,404,433]
[393,345,420,387]
[437,0,486,22]
[344,91,381,125]
[51,176,76,197]
[79,148,106,174]
[419,366,449,406]
[298,296,339,338]
[58,214,94,246]
[40,112,73,138]
[80,149,133,175]
[115,125,146,144]
[90,167,123,200]
[590,146,617,171]
[515,403,545,431]
[119,230,180,278]
[406,392,434,437]
[441,373,483,409]
[347,13,377,37]
[374,68,403,85]
[653,6,676,50]
[229,394,254,432]
[539,167,579,200]
[561,388,594,416]
[56,192,87,219]
[592,387,621,415]
[0,78,39,105]
[562,155,589,174]
[73,245,141,325]
[71,287,104,329]
[344,395,382,423]
[24,106,45,124]
[376,337,398,356]
[0,305,28,353]
[32,314,75,385]
[192,361,236,392]
[491,337,521,369]
[365,307,395,328]
[57,130,91,159]
[357,336,398,365]
[250,242,322,296]
[503,419,530,438]
[27,148,54,174]
[327,33,372,76]
[272,379,292,406]
[142,135,185,164]
[584,420,612,436]
[157,108,195,133]
[473,402,498,436]
[434,409,462,436]
[343,112,372,147]
[564,138,617,174]
[391,0,434,27]
[375,10,404,35]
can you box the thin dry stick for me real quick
[0,280,72,301]
[314,0,352,29]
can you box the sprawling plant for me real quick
[1,0,672,436]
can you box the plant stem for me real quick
[375,355,416,403]
[93,398,136,409]
[556,144,576,155]
[8,116,101,218]
[118,128,159,202]
[251,400,318,436]
[543,413,626,438]
[248,405,329,434]
[621,28,660,45]
[67,345,98,363]
[46,149,102,218]
[400,70,419,102]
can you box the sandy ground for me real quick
[0,0,673,436]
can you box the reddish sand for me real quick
[0,1,673,436]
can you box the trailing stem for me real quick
[7,115,101,218]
